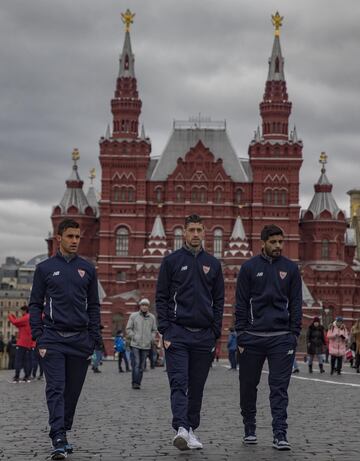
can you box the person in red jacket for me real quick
[8,305,34,382]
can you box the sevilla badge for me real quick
[78,269,85,278]
[203,265,210,274]
[279,271,287,280]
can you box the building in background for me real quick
[45,11,359,354]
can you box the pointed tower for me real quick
[224,216,252,261]
[143,215,170,259]
[98,9,151,298]
[86,168,100,217]
[248,12,303,259]
[48,149,99,258]
[299,153,347,261]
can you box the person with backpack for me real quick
[114,330,130,372]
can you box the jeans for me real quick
[307,353,323,366]
[130,347,149,385]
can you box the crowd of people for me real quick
[1,216,360,460]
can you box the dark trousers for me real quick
[330,355,343,373]
[14,346,32,379]
[118,351,130,371]
[41,349,89,439]
[355,352,360,370]
[130,347,149,385]
[164,324,215,431]
[228,349,237,369]
[32,348,43,378]
[238,333,296,436]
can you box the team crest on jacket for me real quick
[203,265,210,274]
[279,271,287,280]
[78,269,85,278]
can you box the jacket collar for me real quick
[260,250,281,264]
[56,251,77,263]
[183,243,203,257]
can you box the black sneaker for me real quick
[64,442,73,454]
[51,437,67,460]
[243,425,257,445]
[273,433,291,451]
[11,377,19,383]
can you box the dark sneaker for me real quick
[51,437,67,460]
[64,442,73,454]
[273,433,291,451]
[11,377,19,383]
[132,383,141,389]
[243,433,257,445]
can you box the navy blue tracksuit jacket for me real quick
[235,253,302,336]
[29,253,102,351]
[156,246,224,339]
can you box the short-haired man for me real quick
[29,218,102,460]
[156,214,224,451]
[235,224,302,451]
[126,298,157,389]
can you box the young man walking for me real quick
[29,219,102,460]
[156,214,224,451]
[235,224,302,451]
[126,298,157,389]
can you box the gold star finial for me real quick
[121,9,135,32]
[89,168,96,183]
[72,148,80,164]
[272,11,283,37]
[319,152,328,172]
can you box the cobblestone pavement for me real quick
[0,359,359,461]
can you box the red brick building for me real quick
[47,13,359,353]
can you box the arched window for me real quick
[155,188,163,203]
[174,227,183,250]
[265,189,272,204]
[321,240,329,259]
[273,190,279,205]
[191,188,198,203]
[215,188,222,203]
[128,188,135,202]
[281,190,287,206]
[116,227,129,256]
[235,189,242,204]
[120,187,127,202]
[113,187,119,201]
[213,229,223,258]
[199,188,207,203]
[175,187,183,203]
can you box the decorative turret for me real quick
[86,168,100,217]
[299,153,347,262]
[224,216,252,259]
[111,9,142,139]
[260,12,292,140]
[143,216,170,258]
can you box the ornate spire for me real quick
[86,168,99,217]
[121,9,135,33]
[143,215,170,257]
[306,153,341,218]
[271,11,283,37]
[224,216,252,259]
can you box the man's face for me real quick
[262,233,284,258]
[56,227,81,255]
[314,321,319,327]
[183,222,205,249]
[140,303,149,313]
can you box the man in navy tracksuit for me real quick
[235,224,302,451]
[156,214,224,451]
[29,219,102,460]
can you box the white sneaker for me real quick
[188,428,203,450]
[173,427,190,451]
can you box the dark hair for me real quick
[57,219,80,236]
[20,305,29,313]
[184,214,203,228]
[260,224,284,242]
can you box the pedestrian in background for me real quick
[6,335,17,369]
[31,346,44,380]
[350,319,360,373]
[227,327,237,370]
[327,317,348,375]
[306,317,326,373]
[29,218,102,460]
[0,334,5,369]
[126,298,157,389]
[114,330,130,372]
[8,305,34,383]
[235,224,302,451]
[156,214,224,451]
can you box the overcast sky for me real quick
[1,0,359,263]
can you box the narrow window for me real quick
[213,229,223,258]
[116,227,129,256]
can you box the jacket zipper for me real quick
[49,297,54,322]
[250,298,254,324]
[173,291,178,319]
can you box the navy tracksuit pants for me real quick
[164,323,215,431]
[238,333,296,436]
[38,329,93,440]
